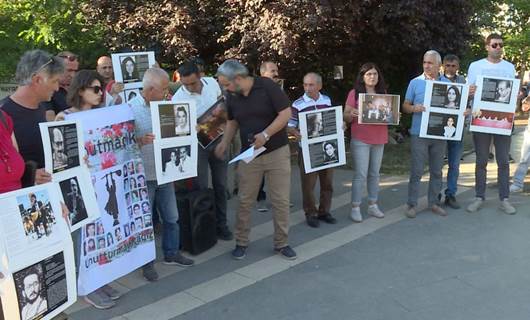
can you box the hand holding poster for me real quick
[358,94,400,125]
[299,106,346,173]
[150,100,198,185]
[470,76,520,136]
[39,120,100,231]
[419,81,469,140]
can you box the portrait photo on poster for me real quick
[17,190,57,242]
[13,252,68,320]
[480,78,513,104]
[309,139,340,169]
[48,124,80,174]
[161,145,193,176]
[358,94,400,125]
[119,54,150,84]
[426,112,460,138]
[429,83,463,109]
[305,109,337,139]
[124,88,141,103]
[59,177,88,226]
[158,103,191,138]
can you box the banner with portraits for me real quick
[150,100,198,185]
[66,105,155,296]
[40,120,100,231]
[299,106,346,173]
[0,183,77,320]
[470,76,520,135]
[358,94,400,125]
[111,51,155,91]
[419,81,469,140]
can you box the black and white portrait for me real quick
[14,264,48,320]
[308,139,340,169]
[430,83,462,109]
[306,112,324,138]
[120,56,140,83]
[59,177,88,226]
[480,78,513,104]
[175,104,190,136]
[158,103,191,138]
[161,145,193,176]
[426,112,460,138]
[124,88,141,103]
[48,124,80,173]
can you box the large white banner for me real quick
[0,183,76,320]
[419,81,469,140]
[66,105,155,295]
[299,106,346,173]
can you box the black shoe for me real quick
[274,245,297,260]
[163,253,195,267]
[142,262,159,282]
[444,195,461,209]
[233,188,238,196]
[488,152,494,160]
[217,226,234,241]
[317,213,337,224]
[306,215,320,228]
[232,245,247,260]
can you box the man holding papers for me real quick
[214,59,296,261]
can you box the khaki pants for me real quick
[236,145,291,248]
[298,149,334,217]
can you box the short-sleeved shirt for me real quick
[467,58,516,85]
[404,74,450,136]
[226,77,290,153]
[345,90,388,145]
[40,87,68,115]
[128,95,156,181]
[172,77,222,118]
[288,93,332,128]
[2,97,46,167]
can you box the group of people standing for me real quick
[0,32,527,315]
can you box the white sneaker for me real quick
[257,200,268,212]
[499,199,516,215]
[466,198,484,213]
[509,184,523,193]
[367,204,384,218]
[350,207,363,222]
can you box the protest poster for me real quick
[40,120,100,231]
[358,94,400,125]
[150,100,198,185]
[419,81,469,140]
[299,106,346,173]
[65,105,155,296]
[111,51,155,90]
[470,76,520,136]
[197,98,227,148]
[0,183,76,320]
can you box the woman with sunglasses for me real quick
[55,70,104,121]
[343,62,389,223]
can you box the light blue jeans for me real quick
[147,181,179,257]
[512,127,530,188]
[350,139,385,205]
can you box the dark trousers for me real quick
[298,150,334,217]
[473,132,511,200]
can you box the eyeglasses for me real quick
[34,58,54,75]
[491,43,504,49]
[86,86,102,94]
[444,64,458,68]
[58,54,78,62]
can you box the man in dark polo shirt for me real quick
[2,49,64,184]
[214,59,296,260]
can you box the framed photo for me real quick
[197,98,227,148]
[358,94,400,125]
[111,51,156,89]
[150,100,196,139]
[473,76,520,112]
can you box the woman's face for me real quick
[447,117,454,126]
[176,110,187,127]
[447,88,457,103]
[363,68,379,88]
[126,60,135,74]
[325,144,335,157]
[80,79,102,107]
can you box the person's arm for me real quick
[402,100,425,113]
[254,107,291,149]
[214,119,239,159]
[343,104,358,123]
[45,110,56,122]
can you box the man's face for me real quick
[96,57,114,81]
[422,54,440,78]
[146,78,169,101]
[70,179,78,194]
[443,60,459,77]
[60,59,79,88]
[179,148,187,160]
[180,73,202,94]
[36,73,61,102]
[53,129,64,153]
[23,273,40,302]
[261,63,279,82]
[217,75,242,95]
[303,75,322,99]
[498,81,511,99]
[486,38,504,60]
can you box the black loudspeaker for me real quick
[176,188,217,255]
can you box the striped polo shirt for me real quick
[288,93,332,128]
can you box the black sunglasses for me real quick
[86,86,102,94]
[491,43,504,49]
[58,54,78,62]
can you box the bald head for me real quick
[96,56,113,82]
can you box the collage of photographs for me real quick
[358,94,400,125]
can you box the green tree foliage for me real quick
[0,0,105,81]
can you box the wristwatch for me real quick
[262,131,270,141]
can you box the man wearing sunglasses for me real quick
[42,51,79,121]
[1,50,64,185]
[466,33,517,215]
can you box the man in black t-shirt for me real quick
[2,49,65,184]
[215,59,297,261]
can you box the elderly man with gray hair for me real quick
[2,49,64,185]
[403,50,451,218]
[128,67,194,283]
[214,59,296,260]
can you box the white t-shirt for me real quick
[172,77,222,117]
[467,58,516,85]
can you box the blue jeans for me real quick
[196,140,228,229]
[350,139,384,205]
[147,181,179,257]
[445,140,463,197]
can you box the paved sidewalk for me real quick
[66,125,530,320]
